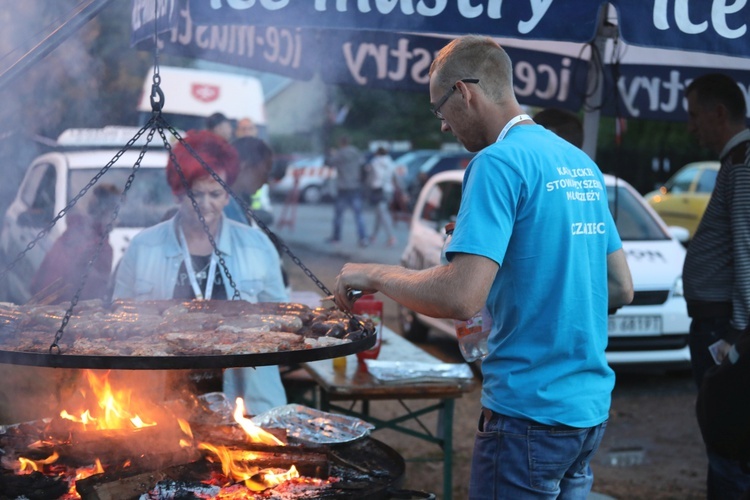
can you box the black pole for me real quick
[0,0,115,91]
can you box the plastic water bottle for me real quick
[441,222,492,362]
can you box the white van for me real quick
[137,66,266,134]
[0,127,176,304]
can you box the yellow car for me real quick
[645,161,719,240]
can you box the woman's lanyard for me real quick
[178,227,218,300]
[496,113,532,142]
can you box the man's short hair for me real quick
[206,112,230,130]
[533,108,584,148]
[231,137,273,171]
[686,73,747,124]
[429,35,513,103]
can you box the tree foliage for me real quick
[0,1,151,140]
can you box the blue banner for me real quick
[183,0,750,58]
[186,0,603,43]
[601,64,750,122]
[611,0,749,58]
[131,0,179,45]
[131,1,750,122]
[133,2,589,110]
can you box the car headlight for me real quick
[673,276,684,297]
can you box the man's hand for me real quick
[334,263,379,312]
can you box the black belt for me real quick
[686,300,732,319]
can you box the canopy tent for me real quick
[130,0,750,157]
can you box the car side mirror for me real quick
[668,226,690,243]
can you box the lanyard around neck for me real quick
[178,226,218,301]
[496,113,532,143]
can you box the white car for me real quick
[399,169,692,367]
[0,127,176,304]
[269,155,336,204]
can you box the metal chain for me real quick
[155,121,241,300]
[0,118,157,293]
[158,122,363,328]
[159,122,338,297]
[49,125,159,353]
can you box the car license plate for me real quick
[608,316,662,336]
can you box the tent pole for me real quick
[0,0,114,91]
[582,5,617,161]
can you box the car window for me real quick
[695,168,718,194]
[426,155,474,178]
[665,167,698,194]
[608,185,669,241]
[28,164,57,224]
[69,169,177,228]
[419,180,462,230]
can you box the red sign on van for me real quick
[191,83,220,102]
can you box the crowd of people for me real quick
[16,38,750,498]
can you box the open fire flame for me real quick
[59,370,156,430]
[11,370,324,498]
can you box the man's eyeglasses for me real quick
[431,78,479,120]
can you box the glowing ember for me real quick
[198,442,299,491]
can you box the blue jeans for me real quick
[469,409,607,499]
[706,451,750,500]
[330,188,367,242]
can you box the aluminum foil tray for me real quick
[251,404,374,446]
[364,360,474,384]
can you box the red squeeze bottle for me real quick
[353,294,383,363]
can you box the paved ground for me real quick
[272,200,410,269]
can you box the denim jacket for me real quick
[113,215,288,303]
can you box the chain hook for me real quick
[150,83,165,114]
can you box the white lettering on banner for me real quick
[652,0,747,39]
[617,71,750,119]
[518,0,554,34]
[342,39,436,85]
[132,0,175,31]
[571,222,606,235]
[207,0,556,32]
[514,57,571,102]
[340,38,570,89]
[171,6,302,69]
[212,0,290,10]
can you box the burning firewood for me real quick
[0,470,69,499]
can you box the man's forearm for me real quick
[335,254,498,319]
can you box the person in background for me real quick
[325,135,368,247]
[235,117,258,139]
[112,130,287,414]
[206,112,234,142]
[681,72,750,499]
[333,35,633,498]
[533,107,584,149]
[225,136,275,227]
[365,146,397,247]
[30,183,119,303]
[225,136,289,290]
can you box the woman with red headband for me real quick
[113,130,287,414]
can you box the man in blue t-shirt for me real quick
[333,35,634,498]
